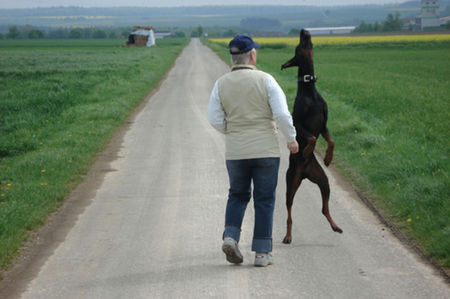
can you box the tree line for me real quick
[353,12,404,33]
[5,11,444,41]
[0,24,245,40]
[0,25,129,39]
[0,24,242,40]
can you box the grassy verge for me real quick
[0,38,188,270]
[205,40,450,267]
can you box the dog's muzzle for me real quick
[298,74,317,83]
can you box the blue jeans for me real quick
[223,157,280,253]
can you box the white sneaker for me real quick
[254,253,273,267]
[222,237,243,264]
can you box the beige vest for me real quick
[218,65,280,160]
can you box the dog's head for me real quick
[300,29,313,50]
[297,29,313,62]
[281,28,314,71]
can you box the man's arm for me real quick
[266,74,299,154]
[207,81,226,134]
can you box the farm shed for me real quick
[305,26,356,35]
[126,26,156,47]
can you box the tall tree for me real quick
[383,12,402,32]
[288,28,300,36]
[28,29,44,39]
[7,26,20,39]
[92,29,107,38]
[68,28,83,39]
[48,28,68,39]
[197,26,203,38]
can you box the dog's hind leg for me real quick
[306,157,343,234]
[283,155,304,244]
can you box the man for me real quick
[208,34,299,267]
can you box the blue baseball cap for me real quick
[228,34,260,54]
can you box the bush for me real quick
[173,31,186,38]
[288,28,300,36]
[69,28,83,39]
[48,28,68,39]
[7,26,20,39]
[260,43,287,49]
[28,29,44,39]
[92,29,107,38]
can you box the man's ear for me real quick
[249,50,257,64]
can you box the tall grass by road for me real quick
[0,38,188,270]
[207,39,450,267]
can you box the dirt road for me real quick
[3,39,448,298]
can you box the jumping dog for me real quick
[281,29,343,244]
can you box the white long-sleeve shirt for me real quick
[207,71,296,143]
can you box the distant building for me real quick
[125,26,156,47]
[440,16,450,27]
[418,0,440,29]
[402,17,416,31]
[154,31,172,39]
[304,26,356,35]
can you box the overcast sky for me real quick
[1,0,409,9]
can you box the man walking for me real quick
[207,34,299,267]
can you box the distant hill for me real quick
[399,0,450,7]
[0,2,447,34]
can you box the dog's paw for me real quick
[282,236,292,244]
[332,226,343,234]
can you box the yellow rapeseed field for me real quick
[209,34,450,46]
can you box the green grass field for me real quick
[0,38,188,270]
[207,40,450,267]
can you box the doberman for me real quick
[281,29,343,244]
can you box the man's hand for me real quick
[287,141,299,154]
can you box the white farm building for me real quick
[305,26,356,35]
[126,26,156,47]
[419,0,440,29]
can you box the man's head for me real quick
[228,34,260,66]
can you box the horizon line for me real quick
[0,2,411,10]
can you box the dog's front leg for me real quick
[281,56,298,70]
[322,132,334,167]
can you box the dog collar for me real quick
[298,74,317,83]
